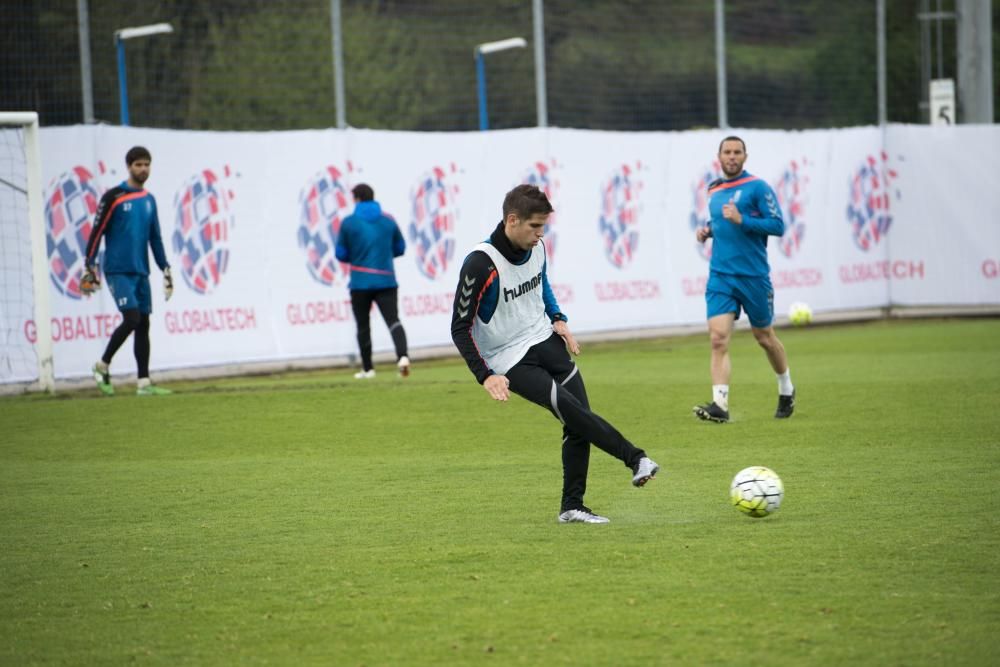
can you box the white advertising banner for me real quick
[22,123,1000,381]
[882,124,1000,305]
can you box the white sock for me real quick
[777,370,794,396]
[137,377,151,389]
[95,360,109,372]
[712,384,729,410]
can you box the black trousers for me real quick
[350,288,408,371]
[505,334,646,512]
[101,309,151,378]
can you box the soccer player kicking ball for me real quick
[451,184,660,524]
[81,146,173,396]
[693,136,795,423]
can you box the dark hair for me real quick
[718,135,746,153]
[352,183,374,201]
[125,146,151,165]
[502,184,554,221]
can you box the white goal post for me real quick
[0,112,54,392]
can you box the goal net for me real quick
[0,112,53,392]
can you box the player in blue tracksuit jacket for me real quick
[334,183,410,378]
[692,136,796,423]
[81,146,173,396]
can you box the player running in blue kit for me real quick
[81,146,173,396]
[451,184,659,524]
[693,136,795,422]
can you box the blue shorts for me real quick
[105,272,152,314]
[705,271,774,328]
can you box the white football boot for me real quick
[558,507,610,524]
[631,457,660,487]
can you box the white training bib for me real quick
[471,240,553,375]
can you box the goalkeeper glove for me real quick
[80,267,100,295]
[164,267,174,301]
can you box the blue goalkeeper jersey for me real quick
[85,181,169,275]
[707,171,784,277]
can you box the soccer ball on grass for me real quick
[788,302,813,326]
[730,466,784,518]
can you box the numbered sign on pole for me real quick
[929,79,955,125]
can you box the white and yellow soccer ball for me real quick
[788,302,813,326]
[730,466,784,518]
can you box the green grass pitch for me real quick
[2,318,998,665]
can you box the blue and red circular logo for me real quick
[522,159,560,263]
[44,164,107,299]
[297,165,353,286]
[689,161,722,262]
[408,164,458,280]
[172,167,236,295]
[598,162,644,269]
[847,152,901,252]
[774,158,810,258]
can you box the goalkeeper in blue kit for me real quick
[81,146,173,396]
[693,136,795,422]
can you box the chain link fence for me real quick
[2,0,994,131]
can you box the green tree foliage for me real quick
[190,3,337,129]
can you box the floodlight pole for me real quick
[114,22,173,126]
[474,37,527,131]
[476,52,488,131]
[115,36,129,125]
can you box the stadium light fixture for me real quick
[114,22,174,126]
[474,37,527,131]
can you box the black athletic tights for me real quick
[102,309,151,378]
[505,334,647,512]
[350,288,408,372]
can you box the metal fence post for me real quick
[877,0,887,125]
[331,0,346,129]
[533,0,548,127]
[715,0,728,128]
[76,0,94,123]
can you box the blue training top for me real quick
[707,171,784,277]
[85,181,169,275]
[335,200,405,291]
